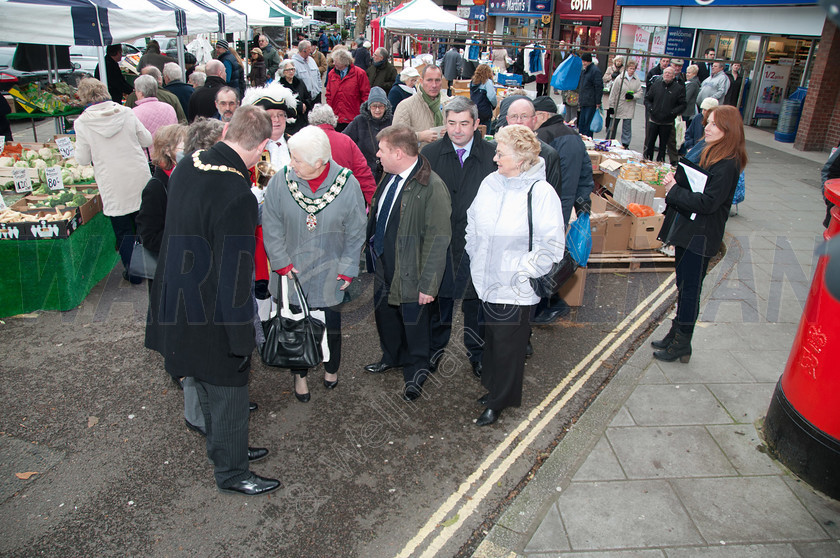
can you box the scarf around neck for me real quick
[419,85,443,127]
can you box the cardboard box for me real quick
[589,213,609,254]
[603,210,632,252]
[628,214,665,250]
[557,267,587,306]
[586,150,602,167]
[595,171,616,191]
[0,206,82,240]
[12,191,101,224]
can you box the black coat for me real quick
[279,75,313,134]
[696,61,712,85]
[94,55,132,104]
[724,73,743,107]
[188,75,226,122]
[145,143,259,386]
[661,158,740,258]
[136,167,170,255]
[163,80,194,117]
[645,77,686,124]
[539,139,564,207]
[545,119,594,225]
[343,102,393,183]
[0,94,12,140]
[421,131,497,298]
[578,64,604,107]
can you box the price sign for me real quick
[46,166,64,191]
[0,194,7,211]
[56,137,74,159]
[13,168,32,193]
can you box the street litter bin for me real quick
[774,87,807,143]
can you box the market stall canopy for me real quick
[229,0,307,27]
[0,0,247,46]
[379,0,468,32]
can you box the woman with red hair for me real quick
[654,105,748,363]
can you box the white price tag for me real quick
[0,195,7,211]
[13,168,32,193]
[56,137,74,159]
[46,166,64,191]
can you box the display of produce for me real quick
[0,207,75,223]
[0,141,94,190]
[8,82,83,114]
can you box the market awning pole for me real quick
[177,35,187,81]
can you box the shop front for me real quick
[553,0,615,52]
[488,0,554,41]
[616,0,826,126]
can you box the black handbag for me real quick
[128,241,157,280]
[527,184,578,298]
[258,272,326,369]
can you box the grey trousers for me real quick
[608,118,633,146]
[182,377,206,430]
[194,379,251,488]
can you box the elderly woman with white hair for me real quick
[388,66,419,110]
[465,124,565,426]
[262,125,367,402]
[275,59,312,135]
[325,47,371,131]
[132,74,178,142]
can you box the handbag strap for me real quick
[280,271,312,318]
[526,180,539,251]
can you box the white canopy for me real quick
[380,0,468,32]
[229,0,307,28]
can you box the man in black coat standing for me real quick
[145,105,280,496]
[421,97,496,378]
[94,44,133,104]
[644,67,686,162]
[188,59,228,121]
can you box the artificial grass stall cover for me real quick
[0,213,119,317]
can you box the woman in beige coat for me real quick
[606,60,641,149]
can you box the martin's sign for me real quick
[488,0,554,15]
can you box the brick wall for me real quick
[611,4,621,49]
[795,18,840,152]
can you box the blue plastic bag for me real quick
[733,171,746,204]
[590,108,604,134]
[550,54,582,91]
[567,212,592,267]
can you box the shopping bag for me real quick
[733,171,746,204]
[590,108,604,134]
[259,273,328,369]
[128,241,157,280]
[526,184,578,297]
[567,212,592,267]
[675,117,686,149]
[550,54,582,91]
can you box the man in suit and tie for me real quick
[697,48,715,84]
[364,125,452,401]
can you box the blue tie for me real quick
[374,174,400,255]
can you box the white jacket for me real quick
[74,101,152,216]
[466,159,565,306]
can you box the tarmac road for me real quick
[0,263,674,557]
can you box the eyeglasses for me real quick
[284,68,295,72]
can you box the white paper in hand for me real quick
[678,161,709,220]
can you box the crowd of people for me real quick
[73,34,747,496]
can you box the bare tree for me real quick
[355,0,369,41]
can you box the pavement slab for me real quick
[624,385,732,426]
[705,425,782,476]
[706,383,777,424]
[571,437,625,482]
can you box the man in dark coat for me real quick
[364,125,452,401]
[367,48,397,92]
[137,40,170,73]
[94,44,133,104]
[188,59,228,122]
[421,97,497,378]
[577,52,604,138]
[644,66,686,162]
[163,61,194,116]
[145,105,280,496]
[215,39,245,95]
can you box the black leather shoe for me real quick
[294,390,311,403]
[171,376,184,390]
[525,341,534,358]
[471,361,482,378]
[476,408,502,426]
[532,305,569,324]
[365,361,395,374]
[323,379,339,389]
[478,393,489,405]
[402,387,422,402]
[248,447,269,462]
[185,419,206,437]
[249,402,258,413]
[218,473,282,496]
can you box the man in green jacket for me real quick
[364,125,452,401]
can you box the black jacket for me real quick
[136,167,170,255]
[421,131,497,298]
[367,61,397,92]
[578,64,604,107]
[646,64,664,88]
[353,47,371,72]
[145,143,259,386]
[661,158,740,258]
[163,80,194,116]
[539,139,564,208]
[279,75,313,135]
[343,101,393,183]
[188,75,226,122]
[95,55,133,104]
[645,77,686,124]
[545,120,594,225]
[0,94,12,140]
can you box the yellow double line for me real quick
[397,274,678,558]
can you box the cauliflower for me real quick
[70,167,82,182]
[13,160,28,168]
[22,149,38,161]
[0,157,13,167]
[81,167,95,181]
[61,168,74,185]
[32,159,48,169]
[38,147,53,159]
[63,157,77,167]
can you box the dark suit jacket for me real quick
[164,80,194,116]
[145,142,258,386]
[95,56,132,104]
[697,61,712,84]
[188,75,226,122]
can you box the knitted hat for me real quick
[580,52,592,63]
[533,96,558,114]
[367,86,390,108]
[242,82,298,119]
[215,39,229,50]
[363,40,371,49]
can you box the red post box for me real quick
[763,179,840,499]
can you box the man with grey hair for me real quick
[162,61,194,116]
[367,47,397,92]
[188,71,206,89]
[308,103,376,203]
[292,40,322,104]
[132,74,178,139]
[189,59,228,122]
[125,65,187,123]
[421,96,496,377]
[214,86,240,122]
[696,61,730,109]
[326,48,370,131]
[146,104,280,497]
[258,34,281,78]
[393,65,450,147]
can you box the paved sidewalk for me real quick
[475,134,840,556]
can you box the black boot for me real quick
[653,330,692,363]
[650,320,678,349]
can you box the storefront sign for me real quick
[650,27,667,72]
[665,27,694,60]
[617,0,816,6]
[632,26,651,79]
[458,5,487,19]
[488,0,553,16]
[755,62,792,118]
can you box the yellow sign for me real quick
[541,14,551,24]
